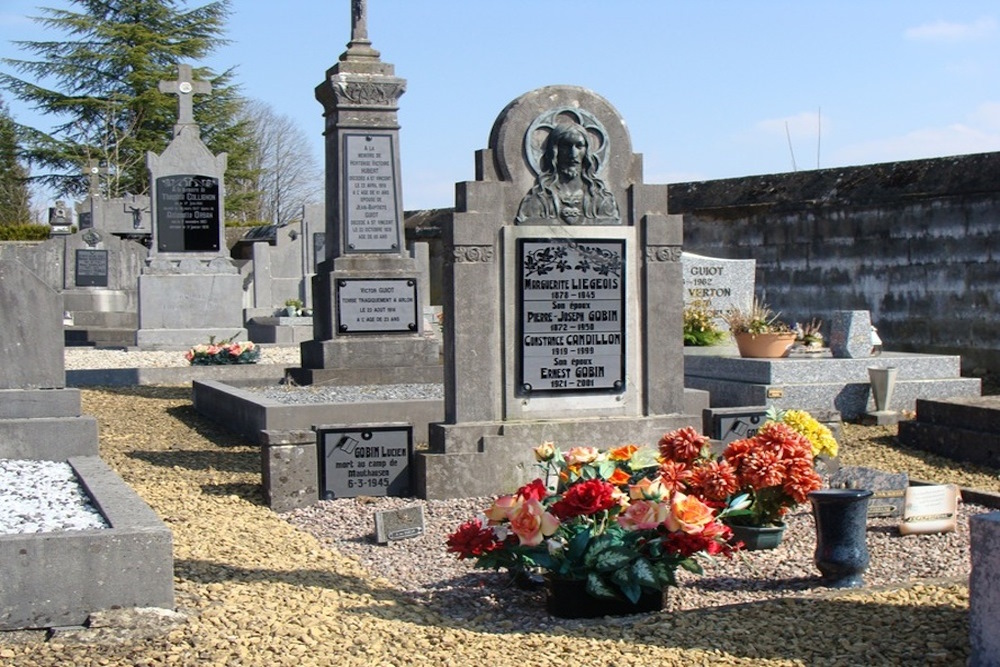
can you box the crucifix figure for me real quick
[159,63,211,127]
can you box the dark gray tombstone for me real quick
[317,425,412,499]
[829,465,908,518]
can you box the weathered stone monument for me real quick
[681,252,755,333]
[0,259,173,630]
[290,0,439,384]
[416,85,705,499]
[136,63,246,348]
[77,160,152,240]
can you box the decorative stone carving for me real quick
[334,80,405,107]
[646,246,682,262]
[515,108,620,226]
[451,245,495,263]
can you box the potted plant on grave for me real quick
[683,299,727,347]
[283,298,303,317]
[723,299,796,358]
[656,420,827,550]
[794,318,825,350]
[446,443,740,618]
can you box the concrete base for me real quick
[970,512,1000,666]
[0,456,174,631]
[898,396,1000,468]
[261,433,319,513]
[684,351,980,420]
[135,327,250,350]
[246,316,314,345]
[419,412,703,500]
[300,336,440,370]
[67,363,291,388]
[863,410,900,426]
[0,387,99,460]
[191,379,444,446]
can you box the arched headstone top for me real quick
[488,86,637,224]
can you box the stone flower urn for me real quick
[809,488,873,588]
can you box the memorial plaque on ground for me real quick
[830,466,908,518]
[336,278,418,333]
[318,426,412,499]
[517,238,626,396]
[74,249,109,287]
[343,133,399,252]
[374,505,425,543]
[155,175,220,252]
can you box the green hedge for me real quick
[0,224,53,241]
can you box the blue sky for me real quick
[1,1,998,210]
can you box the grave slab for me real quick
[970,512,1000,666]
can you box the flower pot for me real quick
[725,521,787,551]
[734,332,797,358]
[544,576,664,618]
[809,488,873,588]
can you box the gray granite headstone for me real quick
[681,252,755,332]
[0,260,64,390]
[829,310,873,358]
[829,465,908,518]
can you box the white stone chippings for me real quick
[0,459,109,534]
[64,345,302,370]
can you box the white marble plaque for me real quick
[343,133,399,252]
[337,278,418,333]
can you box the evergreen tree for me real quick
[0,0,255,219]
[0,98,31,226]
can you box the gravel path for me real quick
[1,387,992,666]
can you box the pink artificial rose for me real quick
[617,499,670,531]
[666,492,715,535]
[564,446,600,466]
[485,495,518,522]
[508,499,559,546]
[629,476,668,501]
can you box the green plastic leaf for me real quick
[679,557,704,575]
[567,527,591,563]
[631,558,659,589]
[596,459,617,480]
[592,546,635,572]
[586,572,619,600]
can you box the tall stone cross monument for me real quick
[294,0,438,383]
[136,63,246,348]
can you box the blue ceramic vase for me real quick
[809,488,873,588]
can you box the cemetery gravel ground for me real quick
[2,378,998,665]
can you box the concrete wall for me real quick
[670,151,1000,372]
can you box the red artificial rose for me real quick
[516,478,548,502]
[550,478,618,519]
[446,518,502,559]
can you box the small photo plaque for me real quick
[374,505,425,543]
[336,278,418,333]
[318,425,412,499]
[74,249,109,287]
[711,409,768,444]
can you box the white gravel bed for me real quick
[252,383,444,404]
[64,346,302,370]
[284,495,988,629]
[0,460,108,535]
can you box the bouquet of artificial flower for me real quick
[185,336,261,365]
[447,443,739,604]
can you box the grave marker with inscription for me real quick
[74,249,109,288]
[136,63,246,349]
[419,85,703,499]
[290,0,439,384]
[317,425,412,499]
[681,252,755,332]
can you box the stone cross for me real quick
[159,64,211,127]
[351,0,368,41]
[84,160,109,197]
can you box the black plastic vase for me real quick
[809,488,873,588]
